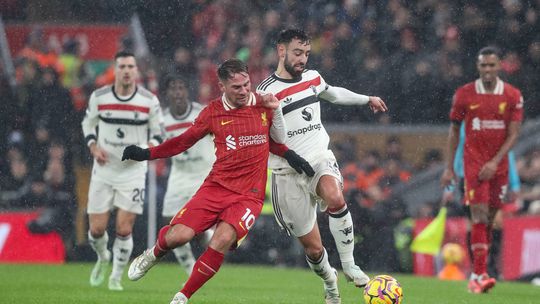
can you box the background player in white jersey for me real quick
[81,51,164,291]
[258,29,387,304]
[160,74,215,275]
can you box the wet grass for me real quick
[0,263,537,303]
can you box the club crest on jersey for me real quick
[261,112,268,126]
[499,102,507,114]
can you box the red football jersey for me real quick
[450,78,523,173]
[149,93,275,200]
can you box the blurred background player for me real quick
[123,59,313,304]
[441,46,523,294]
[453,122,520,280]
[257,29,387,303]
[160,74,215,275]
[81,51,164,291]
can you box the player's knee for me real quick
[89,226,106,238]
[324,193,345,210]
[305,244,324,260]
[470,208,489,224]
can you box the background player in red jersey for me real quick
[441,46,523,294]
[121,59,314,304]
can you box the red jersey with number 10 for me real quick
[149,93,274,200]
[450,78,523,173]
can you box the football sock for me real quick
[471,223,488,275]
[173,243,196,275]
[328,205,355,267]
[306,248,335,286]
[181,247,224,298]
[154,225,171,257]
[88,230,109,261]
[110,234,133,279]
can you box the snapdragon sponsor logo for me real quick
[287,123,322,138]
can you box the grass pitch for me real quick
[0,263,538,303]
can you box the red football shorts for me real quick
[464,169,508,209]
[170,181,262,247]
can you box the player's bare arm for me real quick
[89,142,108,165]
[441,122,460,187]
[479,121,521,181]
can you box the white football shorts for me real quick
[87,177,146,215]
[271,150,343,237]
[161,177,205,218]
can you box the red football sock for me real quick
[153,225,171,257]
[181,247,224,298]
[471,223,488,275]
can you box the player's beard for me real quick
[284,55,304,79]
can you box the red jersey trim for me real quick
[165,122,193,131]
[98,104,150,113]
[275,76,321,101]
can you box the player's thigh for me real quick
[169,183,222,235]
[87,178,115,214]
[113,179,146,215]
[309,153,343,209]
[488,173,508,209]
[464,175,489,205]
[219,196,263,248]
[272,173,317,237]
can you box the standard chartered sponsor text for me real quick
[238,134,267,146]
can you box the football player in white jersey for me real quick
[160,74,215,275]
[81,51,164,291]
[257,29,387,304]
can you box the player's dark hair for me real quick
[277,29,310,45]
[114,50,135,61]
[217,58,248,81]
[163,74,187,90]
[477,46,501,59]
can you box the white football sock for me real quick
[328,206,355,267]
[88,230,109,261]
[173,243,196,275]
[306,248,335,285]
[110,234,133,279]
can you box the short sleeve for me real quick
[449,89,466,122]
[511,90,524,121]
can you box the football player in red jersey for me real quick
[441,46,523,294]
[122,59,314,304]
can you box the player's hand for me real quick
[283,150,315,177]
[368,96,388,113]
[122,145,150,161]
[260,93,280,110]
[440,168,456,188]
[479,160,497,181]
[90,144,108,165]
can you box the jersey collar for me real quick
[475,77,504,95]
[221,93,256,110]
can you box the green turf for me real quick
[0,263,538,303]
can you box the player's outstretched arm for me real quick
[122,145,150,161]
[319,85,388,113]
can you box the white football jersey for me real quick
[82,85,164,184]
[257,70,330,169]
[162,102,215,185]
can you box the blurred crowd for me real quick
[1,0,540,268]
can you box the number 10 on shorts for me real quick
[240,208,255,231]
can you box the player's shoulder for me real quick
[93,85,113,97]
[503,81,522,98]
[191,101,205,112]
[257,74,279,92]
[137,85,156,99]
[456,81,476,94]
